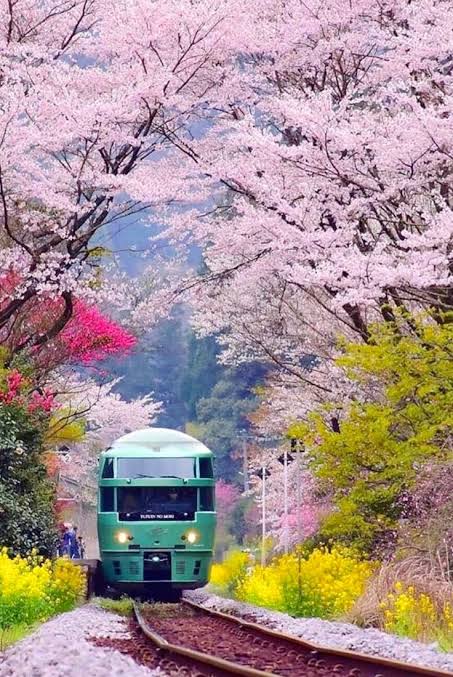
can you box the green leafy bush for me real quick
[0,393,57,557]
[296,315,453,554]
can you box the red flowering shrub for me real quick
[58,301,136,364]
[0,276,136,369]
[0,368,56,414]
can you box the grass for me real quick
[93,595,134,617]
[93,597,194,621]
[0,623,39,651]
[347,555,453,628]
[346,555,453,652]
[141,601,194,619]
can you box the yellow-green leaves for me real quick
[298,315,453,553]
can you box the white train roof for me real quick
[109,427,212,455]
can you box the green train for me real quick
[97,428,216,597]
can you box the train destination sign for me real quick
[119,511,195,521]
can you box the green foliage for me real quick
[191,363,266,482]
[229,496,258,545]
[94,596,134,616]
[0,484,56,557]
[229,497,248,543]
[0,622,38,650]
[301,316,453,553]
[106,310,189,429]
[181,333,222,419]
[0,391,57,556]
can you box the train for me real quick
[97,427,216,598]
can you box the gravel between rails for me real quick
[184,589,453,675]
[0,605,163,677]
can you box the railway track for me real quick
[130,599,453,677]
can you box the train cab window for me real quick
[100,487,115,512]
[199,487,214,511]
[117,457,196,479]
[118,486,197,514]
[102,458,114,478]
[199,457,213,478]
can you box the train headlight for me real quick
[116,531,130,544]
[186,530,198,544]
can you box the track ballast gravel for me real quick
[184,590,453,675]
[0,605,162,677]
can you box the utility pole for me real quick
[242,437,249,492]
[261,458,266,567]
[291,437,306,602]
[255,459,271,567]
[278,444,294,554]
[283,446,288,553]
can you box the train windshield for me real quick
[117,487,197,515]
[117,457,196,479]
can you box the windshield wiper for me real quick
[132,473,183,479]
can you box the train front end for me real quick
[97,428,216,595]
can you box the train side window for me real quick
[100,487,115,512]
[199,487,214,511]
[102,458,114,478]
[199,458,213,478]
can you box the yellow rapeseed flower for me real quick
[0,547,85,634]
[212,546,374,619]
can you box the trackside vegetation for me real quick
[212,315,453,650]
[0,549,85,650]
[300,314,453,555]
[211,547,375,618]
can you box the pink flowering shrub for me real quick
[59,301,136,364]
[216,481,240,522]
[0,285,136,369]
[28,390,56,413]
[0,370,24,404]
[0,367,57,414]
[214,481,242,558]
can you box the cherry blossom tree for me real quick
[216,480,240,522]
[211,2,449,304]
[247,446,326,551]
[0,0,241,349]
[166,0,452,416]
[2,2,452,514]
[51,375,161,500]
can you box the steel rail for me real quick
[183,598,453,677]
[133,601,274,677]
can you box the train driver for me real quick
[122,488,140,513]
[167,488,191,512]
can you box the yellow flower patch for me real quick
[0,547,85,644]
[210,546,374,619]
[380,582,453,649]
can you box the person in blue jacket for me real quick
[68,525,80,559]
[61,524,71,556]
